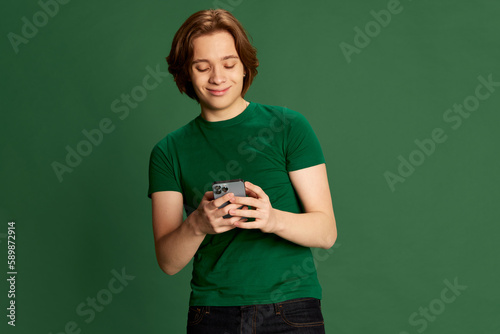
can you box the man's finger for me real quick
[213,203,243,219]
[203,190,215,201]
[234,220,260,229]
[245,181,267,199]
[211,192,234,209]
[245,187,259,198]
[229,208,259,219]
[230,195,259,207]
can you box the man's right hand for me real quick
[191,191,248,236]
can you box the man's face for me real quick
[189,30,246,113]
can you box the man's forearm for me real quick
[155,212,206,275]
[271,209,337,249]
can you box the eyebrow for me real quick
[192,55,239,65]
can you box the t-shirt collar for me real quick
[195,101,255,128]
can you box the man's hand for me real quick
[227,181,280,234]
[192,191,249,236]
[223,164,337,249]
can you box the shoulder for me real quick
[149,119,198,164]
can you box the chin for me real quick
[203,96,239,110]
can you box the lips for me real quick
[207,86,230,96]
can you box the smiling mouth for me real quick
[207,87,231,96]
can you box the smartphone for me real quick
[212,179,246,219]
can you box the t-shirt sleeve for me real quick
[147,140,182,198]
[285,110,326,172]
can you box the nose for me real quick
[208,65,226,85]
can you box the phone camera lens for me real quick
[214,185,221,194]
[222,186,228,193]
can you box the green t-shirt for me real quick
[148,101,326,306]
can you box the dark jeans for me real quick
[187,297,325,334]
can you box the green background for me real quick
[1,0,499,333]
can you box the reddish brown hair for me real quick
[166,9,259,101]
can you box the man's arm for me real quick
[152,190,246,275]
[230,163,337,249]
[274,163,337,249]
[152,191,205,275]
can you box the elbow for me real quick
[164,268,180,276]
[321,217,337,249]
[155,253,181,276]
[321,232,337,249]
[155,245,182,275]
[158,262,181,276]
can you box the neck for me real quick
[200,98,249,122]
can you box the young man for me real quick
[148,9,337,333]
